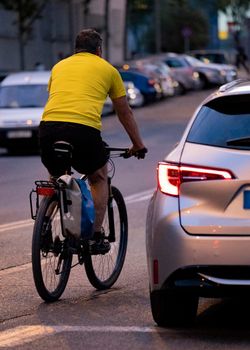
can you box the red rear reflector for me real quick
[37,187,55,196]
[158,162,233,196]
[153,259,159,284]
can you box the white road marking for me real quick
[0,189,154,233]
[0,325,167,347]
[125,189,154,204]
[0,262,31,276]
[0,219,33,233]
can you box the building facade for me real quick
[0,0,126,76]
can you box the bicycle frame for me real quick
[31,145,130,300]
[30,146,129,236]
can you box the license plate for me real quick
[243,191,250,209]
[7,130,32,139]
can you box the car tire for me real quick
[175,82,186,95]
[150,289,198,327]
[198,74,209,89]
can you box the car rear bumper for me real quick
[162,265,250,297]
[0,127,39,148]
[146,191,250,295]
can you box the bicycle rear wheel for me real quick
[85,186,128,289]
[32,195,72,302]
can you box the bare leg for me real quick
[88,163,108,232]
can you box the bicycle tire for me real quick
[32,195,72,302]
[84,186,128,290]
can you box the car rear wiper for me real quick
[227,137,250,146]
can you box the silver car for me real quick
[158,53,200,94]
[0,71,50,152]
[146,79,250,327]
[183,55,238,88]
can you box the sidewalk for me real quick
[237,66,250,79]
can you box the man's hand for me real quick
[128,146,148,159]
[112,96,146,158]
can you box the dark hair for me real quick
[75,29,102,54]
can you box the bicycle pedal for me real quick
[89,239,111,255]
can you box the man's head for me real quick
[75,29,102,56]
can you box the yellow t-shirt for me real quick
[42,53,126,130]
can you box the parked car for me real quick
[124,81,145,107]
[119,68,162,103]
[102,96,114,115]
[0,71,50,152]
[103,80,144,114]
[146,79,250,327]
[126,59,175,98]
[0,71,140,151]
[0,72,7,82]
[158,53,200,94]
[183,54,238,88]
[188,49,236,66]
[151,61,176,97]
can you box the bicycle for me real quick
[29,142,141,302]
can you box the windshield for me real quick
[164,57,189,68]
[0,84,48,108]
[184,56,203,66]
[154,61,172,75]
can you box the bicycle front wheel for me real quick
[32,195,72,302]
[85,186,128,290]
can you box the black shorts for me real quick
[39,121,108,176]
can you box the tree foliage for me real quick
[0,0,47,68]
[160,0,209,52]
[0,0,46,36]
[126,0,209,56]
[216,0,250,27]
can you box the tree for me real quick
[216,0,250,43]
[0,0,47,69]
[125,0,209,57]
[160,0,209,52]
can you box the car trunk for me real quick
[179,142,250,235]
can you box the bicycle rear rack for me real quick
[29,180,57,220]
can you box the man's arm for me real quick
[112,96,146,153]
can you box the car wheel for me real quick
[150,289,198,327]
[174,82,186,95]
[198,74,208,89]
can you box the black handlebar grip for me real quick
[134,147,148,159]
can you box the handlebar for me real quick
[105,146,148,159]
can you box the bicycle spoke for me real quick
[32,196,72,302]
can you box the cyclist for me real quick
[39,28,147,254]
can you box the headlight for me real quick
[193,72,199,79]
[129,93,136,100]
[26,119,33,125]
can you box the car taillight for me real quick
[148,79,156,86]
[157,162,234,196]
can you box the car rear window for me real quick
[187,95,250,149]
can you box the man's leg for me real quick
[88,163,108,232]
